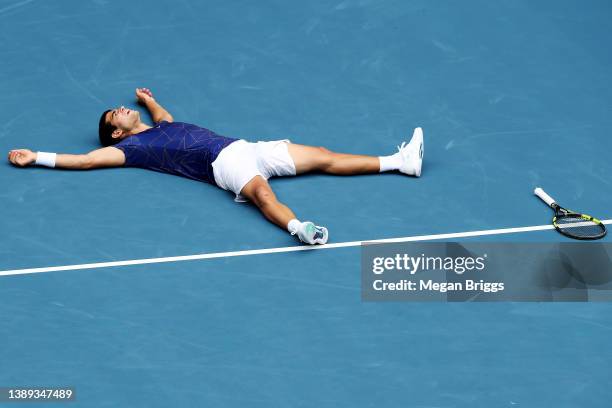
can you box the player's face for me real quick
[106,106,140,131]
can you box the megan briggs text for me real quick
[373,279,505,293]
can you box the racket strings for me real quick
[555,215,606,239]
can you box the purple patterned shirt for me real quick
[113,121,239,186]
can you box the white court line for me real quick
[1,220,610,277]
[0,0,36,16]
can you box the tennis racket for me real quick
[534,187,607,240]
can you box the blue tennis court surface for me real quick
[1,0,611,406]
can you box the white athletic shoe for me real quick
[398,127,424,177]
[293,221,329,245]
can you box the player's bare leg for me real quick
[240,176,328,244]
[287,145,380,175]
[240,176,295,228]
[287,127,424,177]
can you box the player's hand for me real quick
[135,87,155,104]
[8,149,36,167]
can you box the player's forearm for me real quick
[144,99,173,123]
[9,150,92,169]
[54,153,92,169]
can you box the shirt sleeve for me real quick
[112,141,139,167]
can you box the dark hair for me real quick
[98,109,119,146]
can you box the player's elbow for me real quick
[155,114,173,123]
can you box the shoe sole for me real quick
[313,227,329,244]
[407,127,423,177]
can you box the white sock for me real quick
[287,219,301,234]
[378,153,402,172]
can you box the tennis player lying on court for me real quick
[8,88,424,245]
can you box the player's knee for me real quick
[316,147,334,170]
[254,185,276,207]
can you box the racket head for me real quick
[552,205,607,240]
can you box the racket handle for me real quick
[534,187,556,207]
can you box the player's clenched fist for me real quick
[8,149,36,167]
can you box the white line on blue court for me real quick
[0,0,36,15]
[1,220,611,277]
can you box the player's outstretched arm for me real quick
[135,87,174,123]
[8,147,125,169]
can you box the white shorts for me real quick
[212,139,296,202]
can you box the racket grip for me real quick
[534,187,556,207]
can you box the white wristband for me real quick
[35,152,57,168]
